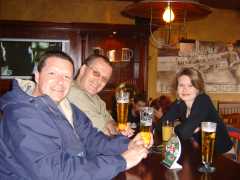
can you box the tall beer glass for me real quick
[140,107,153,145]
[116,91,129,131]
[162,120,174,142]
[198,122,217,173]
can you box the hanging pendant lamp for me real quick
[122,0,212,47]
[122,0,212,25]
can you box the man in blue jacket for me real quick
[0,51,151,180]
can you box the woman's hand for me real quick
[194,127,200,133]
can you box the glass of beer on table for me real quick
[116,90,130,131]
[162,120,174,142]
[198,121,217,173]
[140,107,153,145]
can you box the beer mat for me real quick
[162,136,182,170]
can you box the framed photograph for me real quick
[0,38,70,79]
[157,40,240,93]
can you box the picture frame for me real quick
[157,40,240,93]
[0,38,70,79]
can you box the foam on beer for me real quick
[202,125,216,132]
[117,99,129,103]
[141,121,152,126]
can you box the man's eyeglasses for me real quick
[86,65,109,83]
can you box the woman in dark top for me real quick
[157,67,233,154]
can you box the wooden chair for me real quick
[220,113,240,161]
[222,113,240,128]
[218,101,240,116]
[227,126,240,161]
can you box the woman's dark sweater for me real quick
[157,93,233,154]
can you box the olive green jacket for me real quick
[68,82,113,132]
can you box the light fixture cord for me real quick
[149,2,175,48]
[183,9,187,40]
[149,6,164,48]
[167,2,172,44]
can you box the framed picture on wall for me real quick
[0,38,70,79]
[157,40,240,93]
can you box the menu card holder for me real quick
[162,135,182,170]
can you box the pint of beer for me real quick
[140,107,153,145]
[201,122,217,166]
[162,120,173,142]
[116,91,129,131]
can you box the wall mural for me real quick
[157,40,240,93]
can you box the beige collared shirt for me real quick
[67,82,113,132]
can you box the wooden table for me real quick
[114,142,240,180]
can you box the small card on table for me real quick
[162,135,182,170]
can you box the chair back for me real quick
[227,126,240,161]
[222,113,240,128]
[218,101,240,116]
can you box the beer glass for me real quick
[162,120,174,142]
[198,122,217,173]
[121,48,133,62]
[140,107,153,145]
[107,49,116,62]
[116,91,130,131]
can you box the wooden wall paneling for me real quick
[0,21,149,111]
[0,21,81,65]
[73,23,149,110]
[0,21,81,95]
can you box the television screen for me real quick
[0,38,70,79]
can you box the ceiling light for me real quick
[122,0,212,47]
[162,3,175,23]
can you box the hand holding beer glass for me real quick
[198,122,217,173]
[140,107,153,146]
[116,90,130,131]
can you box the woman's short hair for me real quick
[173,67,205,94]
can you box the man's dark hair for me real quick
[133,93,147,104]
[37,51,74,74]
[150,95,172,114]
[74,54,112,79]
[83,54,112,67]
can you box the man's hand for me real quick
[104,120,118,136]
[121,144,148,170]
[128,133,153,149]
[121,133,153,170]
[120,123,134,138]
[105,121,135,137]
[194,127,200,133]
